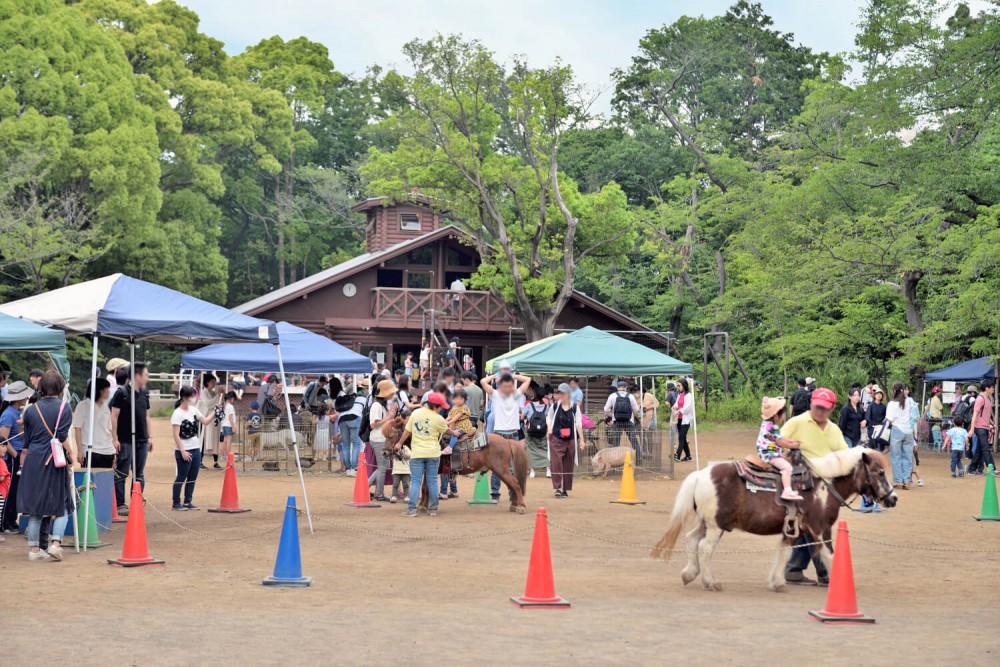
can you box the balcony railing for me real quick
[372,288,514,330]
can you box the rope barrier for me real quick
[310,512,534,542]
[144,500,284,542]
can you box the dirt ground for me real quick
[4,420,999,666]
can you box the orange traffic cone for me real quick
[809,521,874,623]
[208,453,251,514]
[610,450,646,505]
[108,482,164,567]
[511,507,570,608]
[344,451,380,508]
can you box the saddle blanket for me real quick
[734,460,813,492]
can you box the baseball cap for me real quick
[811,388,837,409]
[556,382,571,395]
[805,377,816,385]
[498,359,513,371]
[616,379,628,388]
[29,368,44,378]
[967,384,977,393]
[425,391,449,408]
[249,401,260,409]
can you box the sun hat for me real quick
[424,391,449,409]
[497,359,513,371]
[967,384,978,393]
[106,358,129,372]
[810,388,837,409]
[376,379,397,399]
[5,380,34,402]
[760,396,787,420]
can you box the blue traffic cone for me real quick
[261,495,313,587]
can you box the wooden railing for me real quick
[372,288,514,330]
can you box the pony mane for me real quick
[807,447,867,479]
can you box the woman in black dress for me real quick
[17,371,74,562]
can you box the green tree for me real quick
[362,35,634,340]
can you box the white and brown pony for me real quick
[652,447,896,591]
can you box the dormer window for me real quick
[400,214,421,231]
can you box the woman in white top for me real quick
[170,386,216,511]
[367,379,397,502]
[885,381,917,489]
[672,379,695,461]
[73,377,115,469]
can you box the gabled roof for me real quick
[350,194,448,213]
[235,225,466,314]
[235,225,664,342]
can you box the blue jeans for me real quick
[931,427,942,450]
[173,448,202,505]
[440,472,457,495]
[339,419,361,471]
[26,512,68,548]
[490,431,520,498]
[408,457,440,512]
[950,449,964,475]
[447,429,465,450]
[889,426,915,484]
[844,436,860,448]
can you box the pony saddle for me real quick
[735,456,814,493]
[448,430,486,473]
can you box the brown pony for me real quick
[381,416,529,513]
[651,447,896,591]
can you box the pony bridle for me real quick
[821,458,893,509]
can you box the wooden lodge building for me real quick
[236,195,663,375]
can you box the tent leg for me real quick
[692,407,701,471]
[129,340,137,486]
[920,382,927,446]
[276,344,313,534]
[82,334,99,552]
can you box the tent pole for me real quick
[129,340,137,492]
[276,344,313,534]
[920,381,927,446]
[82,334,99,552]
[692,380,701,470]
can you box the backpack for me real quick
[526,403,548,438]
[303,381,319,406]
[791,388,813,415]
[334,393,357,413]
[613,393,633,423]
[952,396,974,422]
[359,396,374,442]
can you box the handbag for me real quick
[36,401,68,468]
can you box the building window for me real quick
[446,247,476,267]
[407,272,431,289]
[377,268,403,288]
[400,213,421,231]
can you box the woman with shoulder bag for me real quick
[547,383,583,498]
[17,371,75,562]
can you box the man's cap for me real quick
[425,391,449,408]
[811,388,837,409]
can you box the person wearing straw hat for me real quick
[367,379,397,502]
[756,396,802,501]
[1,380,34,533]
[105,358,128,394]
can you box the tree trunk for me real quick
[901,270,924,331]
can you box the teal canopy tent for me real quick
[0,312,70,379]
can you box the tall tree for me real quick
[362,35,634,340]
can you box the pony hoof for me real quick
[509,505,517,513]
[703,581,722,592]
[681,571,696,586]
[769,583,786,593]
[517,506,525,515]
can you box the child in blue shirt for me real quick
[943,415,969,478]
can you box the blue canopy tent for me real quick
[925,357,997,383]
[0,274,314,550]
[180,322,371,375]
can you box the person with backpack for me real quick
[951,385,977,467]
[969,383,995,476]
[604,379,641,461]
[548,383,583,498]
[302,375,328,415]
[790,377,815,417]
[522,383,551,479]
[335,385,367,478]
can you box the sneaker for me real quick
[545,467,551,478]
[780,489,803,501]
[213,463,222,470]
[916,479,924,487]
[199,464,208,470]
[958,472,965,478]
[785,574,818,586]
[428,510,438,516]
[529,468,536,479]
[28,550,51,562]
[118,505,129,517]
[951,473,957,478]
[449,492,459,499]
[401,509,418,517]
[183,503,201,511]
[375,495,390,502]
[172,504,188,511]
[46,544,63,562]
[389,496,397,504]
[441,446,452,455]
[346,469,357,477]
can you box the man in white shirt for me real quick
[482,370,531,500]
[604,379,641,460]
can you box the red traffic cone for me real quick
[208,453,251,514]
[108,482,164,567]
[511,507,570,608]
[809,521,874,623]
[344,451,380,508]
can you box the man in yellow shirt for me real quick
[780,387,845,586]
[394,392,458,517]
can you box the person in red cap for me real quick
[393,391,460,517]
[779,386,847,586]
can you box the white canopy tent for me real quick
[0,274,314,551]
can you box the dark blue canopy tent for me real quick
[180,322,371,374]
[925,357,996,383]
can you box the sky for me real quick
[177,0,868,113]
